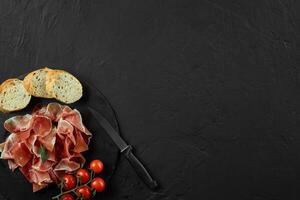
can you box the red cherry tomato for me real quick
[76,169,90,184]
[76,186,91,200]
[89,159,104,174]
[90,177,106,192]
[63,174,76,190]
[60,194,75,200]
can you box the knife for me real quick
[88,107,158,190]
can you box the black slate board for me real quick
[1,1,300,199]
[0,79,120,199]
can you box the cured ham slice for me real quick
[8,160,18,171]
[32,183,48,193]
[61,107,92,137]
[32,116,52,137]
[33,103,64,122]
[0,134,18,160]
[4,114,32,133]
[54,157,82,172]
[57,119,76,144]
[0,103,92,192]
[39,127,56,152]
[73,128,89,153]
[10,143,32,167]
[31,157,55,172]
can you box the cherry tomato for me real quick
[60,194,75,200]
[89,159,104,174]
[90,177,106,192]
[76,186,91,200]
[62,174,76,190]
[76,169,90,184]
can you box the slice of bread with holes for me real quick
[46,69,83,104]
[23,67,53,98]
[0,79,31,112]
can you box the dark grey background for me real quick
[0,0,300,199]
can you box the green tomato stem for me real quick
[51,169,96,200]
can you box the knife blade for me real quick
[88,107,158,190]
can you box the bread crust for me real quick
[23,67,53,98]
[0,67,82,113]
[45,70,61,98]
[0,79,31,112]
[45,70,82,103]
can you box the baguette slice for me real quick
[23,67,53,98]
[0,79,31,112]
[46,70,82,104]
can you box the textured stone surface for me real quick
[0,0,300,199]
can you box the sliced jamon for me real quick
[0,134,18,160]
[54,157,82,173]
[25,134,37,153]
[28,169,52,185]
[62,137,73,158]
[53,154,86,179]
[19,162,51,185]
[32,143,41,158]
[39,127,56,152]
[32,116,52,137]
[10,143,32,167]
[73,128,89,153]
[31,157,55,172]
[62,107,92,137]
[70,153,86,165]
[47,148,56,162]
[4,114,32,133]
[0,103,92,192]
[48,169,59,184]
[57,119,75,144]
[8,160,18,171]
[15,129,31,141]
[33,103,64,122]
[32,183,48,193]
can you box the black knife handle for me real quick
[122,145,158,190]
